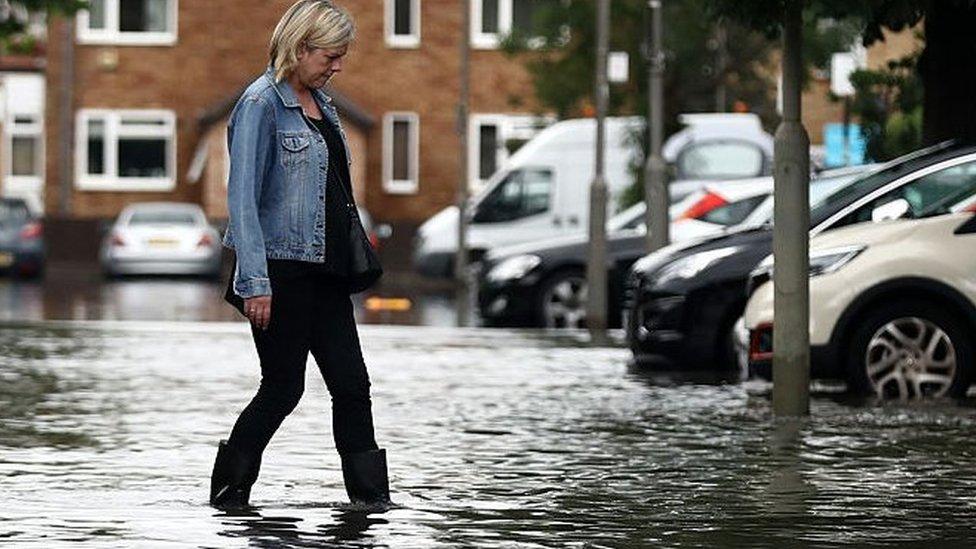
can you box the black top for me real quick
[267,113,354,281]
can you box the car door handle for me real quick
[553,216,562,227]
[567,215,580,226]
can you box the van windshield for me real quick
[472,168,553,223]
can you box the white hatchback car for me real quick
[745,204,976,399]
[100,202,222,278]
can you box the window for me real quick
[383,112,419,194]
[697,194,769,226]
[6,115,42,178]
[76,110,176,191]
[676,141,765,180]
[385,0,420,48]
[471,0,556,49]
[472,167,552,223]
[835,159,976,229]
[77,0,178,45]
[469,114,553,187]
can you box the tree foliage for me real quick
[0,0,88,52]
[848,50,923,160]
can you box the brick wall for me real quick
[44,1,542,228]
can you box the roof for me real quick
[197,82,376,131]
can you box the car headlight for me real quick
[655,246,741,284]
[753,245,866,279]
[486,254,542,282]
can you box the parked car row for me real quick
[476,165,872,328]
[414,113,775,278]
[622,141,976,399]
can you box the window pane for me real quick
[392,120,411,181]
[118,138,167,177]
[120,0,168,32]
[394,0,412,35]
[129,211,198,225]
[88,0,106,30]
[481,0,499,33]
[478,124,498,179]
[512,0,556,35]
[520,168,552,216]
[678,142,764,180]
[87,119,106,175]
[11,137,38,176]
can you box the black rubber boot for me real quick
[340,448,392,509]
[209,440,261,509]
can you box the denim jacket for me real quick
[222,66,353,298]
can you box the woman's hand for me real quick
[244,296,272,330]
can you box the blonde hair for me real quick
[269,0,355,82]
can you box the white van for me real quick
[413,114,773,277]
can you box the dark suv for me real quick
[0,198,44,277]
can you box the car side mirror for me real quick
[871,198,910,222]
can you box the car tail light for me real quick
[18,221,42,241]
[965,202,976,213]
[681,191,728,220]
[197,233,214,247]
[110,232,127,247]
[749,322,774,362]
[368,231,380,250]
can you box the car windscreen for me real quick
[127,210,200,226]
[677,141,764,180]
[0,200,30,227]
[738,172,860,227]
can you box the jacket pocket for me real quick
[279,131,310,168]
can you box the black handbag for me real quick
[336,179,383,294]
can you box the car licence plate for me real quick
[147,238,178,248]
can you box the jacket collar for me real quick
[263,66,334,110]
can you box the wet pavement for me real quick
[0,267,468,326]
[3,320,976,547]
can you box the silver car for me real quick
[100,202,222,278]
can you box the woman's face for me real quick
[295,44,348,89]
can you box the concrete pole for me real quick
[586,0,610,336]
[644,0,668,253]
[772,0,811,417]
[455,0,471,327]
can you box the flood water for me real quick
[3,320,976,547]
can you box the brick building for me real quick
[42,0,552,245]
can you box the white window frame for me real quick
[383,112,420,195]
[5,114,43,180]
[471,0,550,50]
[75,109,177,192]
[385,0,421,49]
[468,113,554,188]
[77,0,179,46]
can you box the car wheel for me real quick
[846,300,973,399]
[536,269,588,329]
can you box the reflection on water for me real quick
[2,321,976,546]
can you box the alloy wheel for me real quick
[864,316,957,399]
[541,275,588,328]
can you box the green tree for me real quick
[847,50,923,161]
[0,0,87,53]
[704,0,976,145]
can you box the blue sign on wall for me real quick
[823,123,866,167]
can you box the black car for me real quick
[477,194,781,328]
[625,142,976,371]
[0,198,44,278]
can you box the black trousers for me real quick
[226,269,378,459]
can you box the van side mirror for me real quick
[871,198,910,222]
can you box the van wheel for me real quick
[846,300,973,399]
[536,269,588,329]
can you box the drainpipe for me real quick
[58,16,74,216]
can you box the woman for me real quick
[210,0,390,510]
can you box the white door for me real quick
[468,166,561,254]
